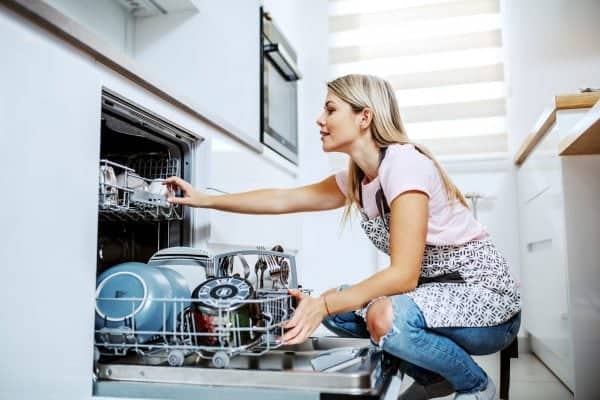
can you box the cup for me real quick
[148,179,168,196]
[99,165,118,205]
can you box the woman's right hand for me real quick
[164,176,209,208]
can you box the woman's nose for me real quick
[316,112,325,126]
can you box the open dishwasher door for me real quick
[94,337,403,399]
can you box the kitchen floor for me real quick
[397,352,573,400]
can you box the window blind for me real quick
[328,0,507,156]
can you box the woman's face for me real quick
[316,92,362,153]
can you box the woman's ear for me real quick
[360,108,373,129]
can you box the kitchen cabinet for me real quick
[516,119,573,388]
[0,7,101,399]
[516,104,600,395]
[44,0,261,142]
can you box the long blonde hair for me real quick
[327,74,468,224]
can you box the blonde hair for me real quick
[327,74,468,224]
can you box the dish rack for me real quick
[98,158,183,222]
[94,249,306,369]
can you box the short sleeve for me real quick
[334,169,348,197]
[379,145,433,204]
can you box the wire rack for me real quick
[94,249,305,368]
[94,290,298,368]
[98,159,183,222]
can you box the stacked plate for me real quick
[148,247,214,290]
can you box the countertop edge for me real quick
[513,92,600,166]
[2,0,264,153]
[558,100,600,156]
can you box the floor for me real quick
[397,352,574,400]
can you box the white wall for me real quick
[501,0,600,152]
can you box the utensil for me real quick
[268,245,288,289]
[256,246,268,289]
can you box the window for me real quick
[328,0,507,157]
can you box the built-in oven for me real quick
[261,8,302,165]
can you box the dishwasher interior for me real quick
[97,89,197,274]
[93,90,401,399]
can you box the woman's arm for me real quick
[164,174,345,214]
[282,190,428,343]
[325,190,428,312]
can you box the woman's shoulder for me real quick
[382,143,435,171]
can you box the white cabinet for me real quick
[516,114,575,389]
[0,8,101,399]
[516,109,598,391]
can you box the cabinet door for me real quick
[516,124,573,389]
[0,9,100,399]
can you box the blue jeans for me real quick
[322,295,521,394]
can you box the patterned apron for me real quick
[357,149,521,328]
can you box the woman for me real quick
[165,74,521,400]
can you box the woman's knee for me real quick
[366,298,393,343]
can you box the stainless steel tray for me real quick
[95,337,398,396]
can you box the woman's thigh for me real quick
[431,312,521,355]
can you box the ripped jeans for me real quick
[322,295,521,394]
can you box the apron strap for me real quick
[358,147,389,210]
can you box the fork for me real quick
[256,245,268,289]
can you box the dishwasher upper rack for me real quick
[98,158,182,222]
[94,289,300,369]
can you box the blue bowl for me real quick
[158,267,191,333]
[95,262,173,343]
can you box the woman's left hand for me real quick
[281,289,328,345]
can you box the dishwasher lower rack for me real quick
[94,290,299,369]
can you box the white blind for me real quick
[328,0,507,156]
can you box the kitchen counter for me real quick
[1,0,263,153]
[558,100,600,156]
[513,92,600,165]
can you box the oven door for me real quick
[261,9,301,165]
[263,59,298,164]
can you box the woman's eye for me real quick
[327,109,334,114]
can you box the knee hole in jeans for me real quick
[366,297,393,343]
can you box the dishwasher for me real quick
[93,90,403,400]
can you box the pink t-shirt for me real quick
[335,144,489,246]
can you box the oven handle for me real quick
[264,42,302,81]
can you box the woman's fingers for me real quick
[164,176,196,205]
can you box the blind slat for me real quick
[329,14,501,47]
[330,30,502,64]
[386,64,503,90]
[329,0,473,17]
[329,47,502,77]
[416,133,508,155]
[394,81,505,107]
[405,116,505,139]
[401,98,506,123]
[330,0,499,33]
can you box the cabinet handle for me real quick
[526,238,552,252]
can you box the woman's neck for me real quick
[348,137,381,182]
